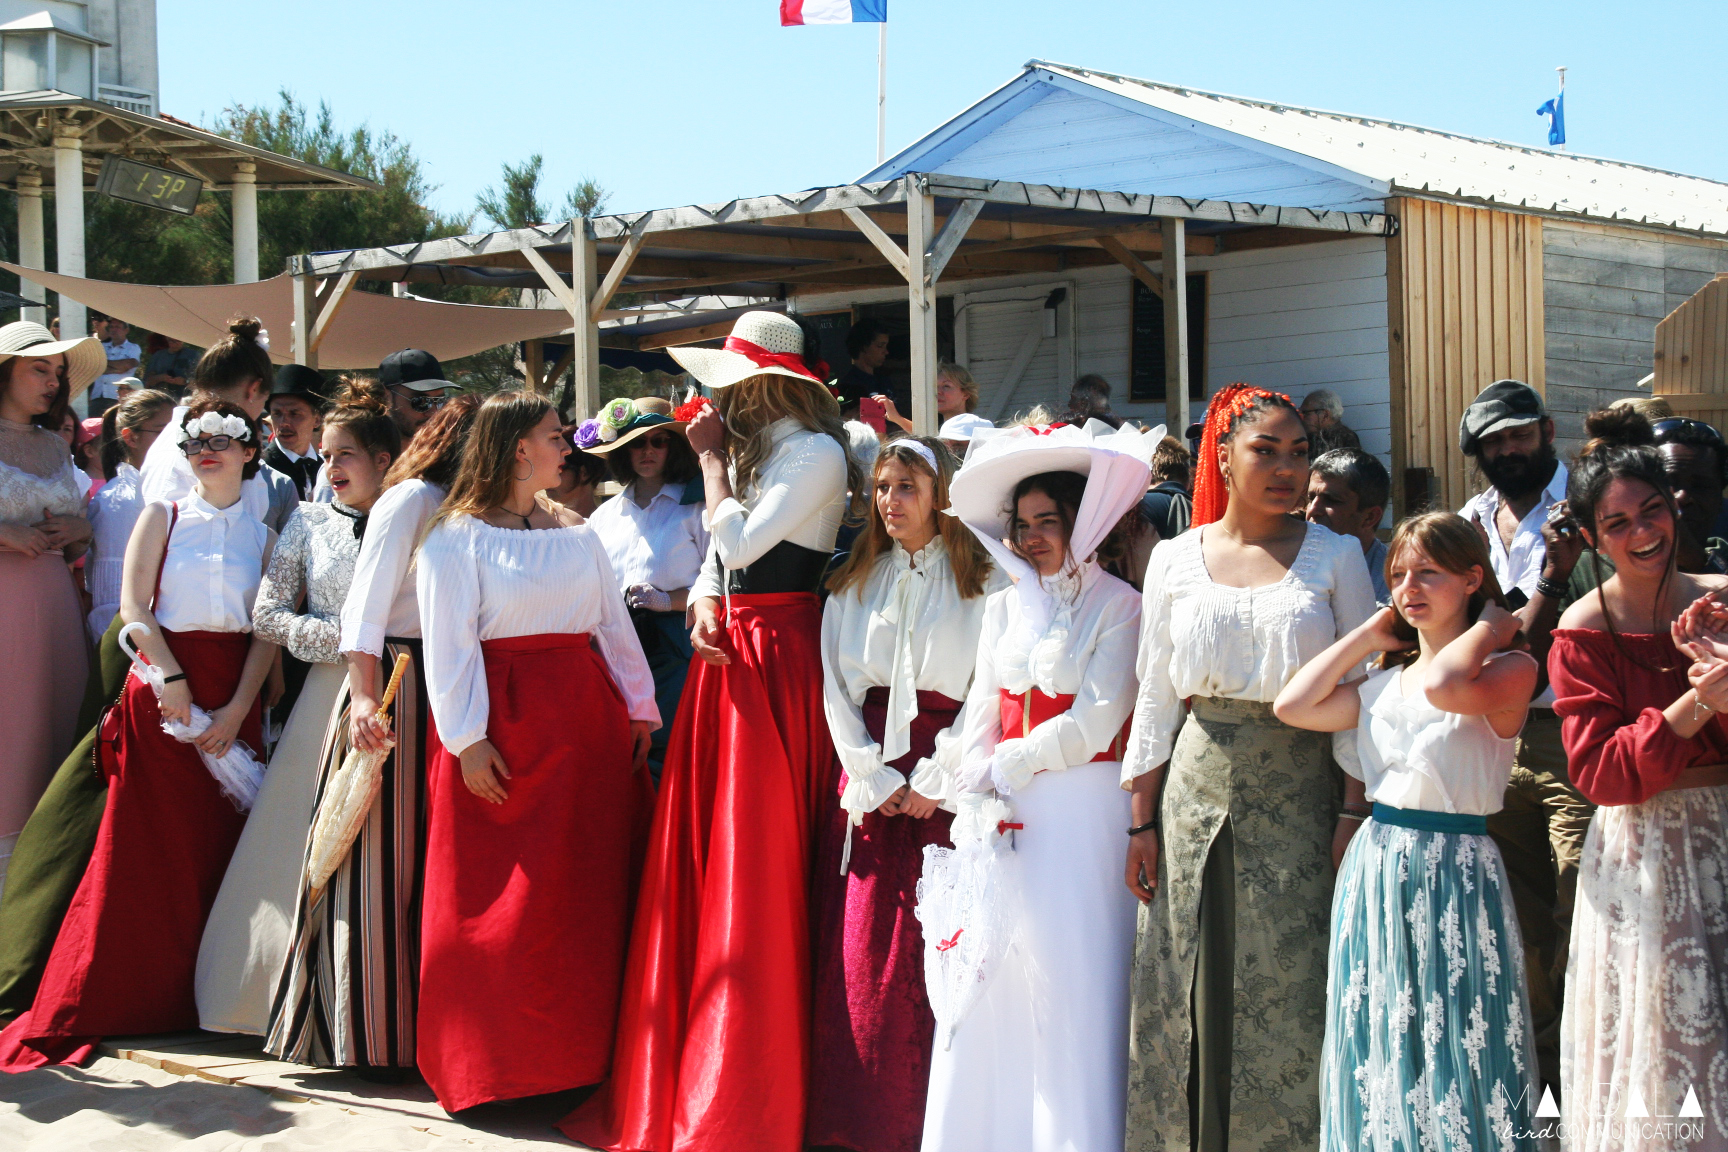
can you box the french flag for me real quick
[781,0,885,24]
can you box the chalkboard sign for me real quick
[95,156,203,216]
[1128,273,1206,403]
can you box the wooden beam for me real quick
[925,197,983,286]
[842,207,911,281]
[906,178,939,434]
[591,222,647,322]
[569,233,601,419]
[1097,235,1163,301]
[545,346,575,392]
[522,244,578,313]
[306,270,358,354]
[638,319,738,351]
[1161,217,1190,434]
[291,274,318,369]
[524,339,545,393]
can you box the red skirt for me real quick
[562,592,833,1152]
[807,688,959,1152]
[0,629,258,1072]
[418,633,652,1112]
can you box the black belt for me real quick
[715,540,832,596]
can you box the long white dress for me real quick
[920,560,1142,1152]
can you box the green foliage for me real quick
[477,153,610,230]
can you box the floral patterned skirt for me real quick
[1321,813,1542,1152]
[1127,696,1335,1152]
[1562,783,1728,1152]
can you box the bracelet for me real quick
[1695,693,1716,723]
[1127,820,1159,836]
[161,672,187,685]
[1535,575,1568,600]
[1338,811,1368,823]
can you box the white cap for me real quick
[937,412,994,442]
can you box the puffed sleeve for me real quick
[341,481,433,657]
[417,520,489,756]
[1121,539,1181,785]
[707,434,846,571]
[253,508,340,664]
[821,589,906,824]
[1326,531,1378,779]
[584,535,661,727]
[992,586,1141,790]
[1550,633,1698,805]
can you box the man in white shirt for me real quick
[1456,378,1590,1097]
[89,316,140,417]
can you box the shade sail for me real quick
[1,264,574,369]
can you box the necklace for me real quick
[495,503,534,530]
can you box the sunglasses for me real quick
[634,433,677,450]
[391,386,450,413]
[180,435,240,455]
[1651,417,1726,446]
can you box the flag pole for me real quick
[876,21,887,164]
[1556,65,1567,152]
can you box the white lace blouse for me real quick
[417,515,659,756]
[1354,663,1525,816]
[955,562,1142,794]
[253,502,362,665]
[339,479,443,656]
[85,463,144,640]
[152,493,270,633]
[821,537,1009,817]
[690,418,848,602]
[1124,521,1377,783]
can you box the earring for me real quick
[515,463,532,482]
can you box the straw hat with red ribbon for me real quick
[666,311,829,391]
[1190,382,1296,527]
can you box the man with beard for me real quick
[1457,378,1588,1101]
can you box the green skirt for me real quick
[1126,696,1338,1152]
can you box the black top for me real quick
[834,365,879,406]
[713,539,833,596]
[1140,482,1192,540]
[265,443,320,501]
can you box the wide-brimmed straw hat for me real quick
[580,396,689,455]
[0,321,106,397]
[667,311,825,390]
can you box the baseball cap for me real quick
[378,349,453,393]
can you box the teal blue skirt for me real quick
[1320,811,1544,1151]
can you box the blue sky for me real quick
[161,0,1726,223]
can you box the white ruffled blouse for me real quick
[339,479,443,656]
[1354,664,1523,816]
[955,562,1142,794]
[821,537,1008,819]
[1124,521,1377,783]
[417,514,659,757]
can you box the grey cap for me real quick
[1459,379,1546,454]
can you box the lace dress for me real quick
[195,503,361,1036]
[0,417,88,893]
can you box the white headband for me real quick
[889,438,939,474]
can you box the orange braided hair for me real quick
[1190,383,1296,527]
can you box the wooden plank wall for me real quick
[1545,221,1728,448]
[1652,273,1728,429]
[1386,198,1545,514]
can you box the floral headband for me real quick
[178,409,253,445]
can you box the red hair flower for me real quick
[674,396,714,423]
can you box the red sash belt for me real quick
[998,688,1129,764]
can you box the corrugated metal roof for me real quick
[871,61,1728,238]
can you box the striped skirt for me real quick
[265,639,427,1069]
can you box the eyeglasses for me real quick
[1651,417,1725,445]
[390,385,450,413]
[180,435,239,455]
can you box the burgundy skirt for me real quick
[417,633,652,1112]
[562,592,833,1152]
[807,687,961,1152]
[0,629,259,1072]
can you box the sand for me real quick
[0,1054,591,1150]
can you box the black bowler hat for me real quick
[271,363,328,404]
[379,348,453,392]
[1459,380,1546,455]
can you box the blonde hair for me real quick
[426,391,552,533]
[827,437,993,600]
[717,373,863,516]
[937,361,979,413]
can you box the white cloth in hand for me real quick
[626,583,674,613]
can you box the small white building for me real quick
[0,0,156,113]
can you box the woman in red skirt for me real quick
[415,390,657,1113]
[0,397,276,1070]
[808,436,1005,1152]
[563,311,857,1152]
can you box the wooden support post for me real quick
[1098,234,1162,300]
[925,197,983,284]
[906,177,938,436]
[306,271,357,357]
[1160,216,1190,434]
[569,226,601,420]
[841,207,911,279]
[524,339,545,393]
[292,273,319,368]
[592,224,647,322]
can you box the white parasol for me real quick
[118,622,267,812]
[305,652,411,895]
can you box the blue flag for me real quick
[1536,92,1565,146]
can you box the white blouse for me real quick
[1124,521,1377,783]
[1354,663,1525,817]
[339,479,443,656]
[587,479,711,593]
[821,537,1008,818]
[956,562,1142,794]
[85,463,144,640]
[417,515,659,757]
[691,418,848,602]
[152,493,270,633]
